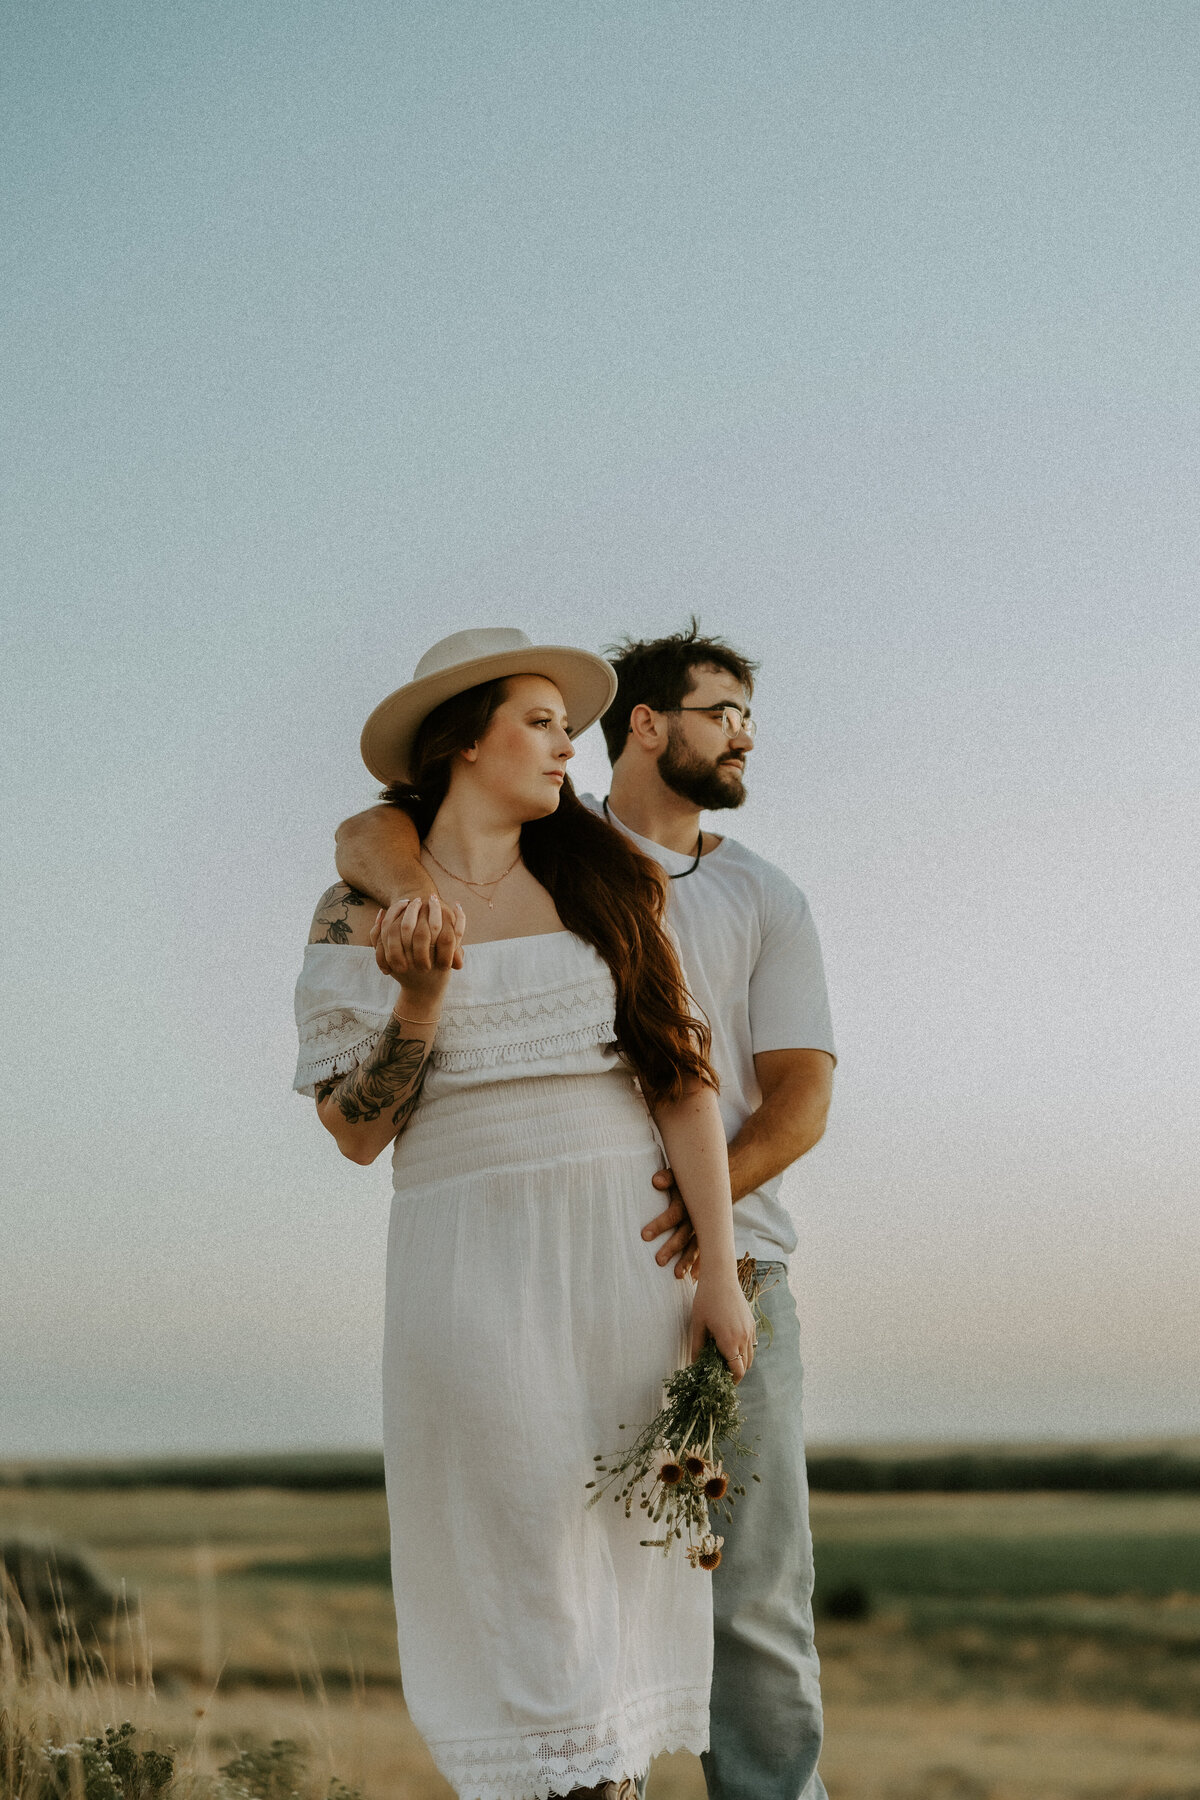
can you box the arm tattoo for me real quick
[309,882,371,945]
[320,1018,432,1130]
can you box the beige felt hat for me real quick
[360,627,618,784]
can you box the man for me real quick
[335,622,836,1800]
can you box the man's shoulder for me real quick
[708,836,812,915]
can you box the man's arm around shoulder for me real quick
[335,803,439,908]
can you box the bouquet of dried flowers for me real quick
[585,1255,776,1569]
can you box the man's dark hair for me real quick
[600,618,759,765]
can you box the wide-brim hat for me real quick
[360,627,618,784]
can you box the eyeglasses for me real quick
[667,704,757,741]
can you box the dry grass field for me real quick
[3,1479,1200,1799]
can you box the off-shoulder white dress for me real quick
[294,931,711,1800]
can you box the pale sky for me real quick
[3,1,1198,1455]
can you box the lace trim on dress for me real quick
[294,972,618,1096]
[430,971,617,1073]
[433,973,616,1047]
[427,1683,709,1800]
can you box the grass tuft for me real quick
[0,1569,363,1800]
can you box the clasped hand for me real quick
[371,895,466,1008]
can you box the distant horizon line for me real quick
[4,1432,1199,1471]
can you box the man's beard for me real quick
[657,722,748,812]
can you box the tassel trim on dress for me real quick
[432,1018,617,1072]
[293,1029,386,1097]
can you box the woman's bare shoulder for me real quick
[307,883,378,946]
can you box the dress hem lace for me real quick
[422,1682,709,1800]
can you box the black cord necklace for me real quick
[603,797,704,879]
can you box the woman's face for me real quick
[463,674,575,819]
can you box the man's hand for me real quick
[642,1168,700,1278]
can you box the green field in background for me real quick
[812,1532,1200,1601]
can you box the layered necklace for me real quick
[602,797,703,879]
[422,843,522,910]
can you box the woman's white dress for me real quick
[294,931,712,1800]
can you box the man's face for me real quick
[656,663,754,812]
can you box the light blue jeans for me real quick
[634,1263,827,1800]
[701,1261,827,1800]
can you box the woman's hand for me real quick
[371,895,466,1010]
[690,1272,757,1383]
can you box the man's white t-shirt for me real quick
[580,794,836,1264]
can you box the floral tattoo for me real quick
[309,883,372,946]
[316,1018,432,1130]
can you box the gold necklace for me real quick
[422,843,522,909]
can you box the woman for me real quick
[294,628,755,1800]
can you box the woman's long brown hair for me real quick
[383,678,716,1108]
